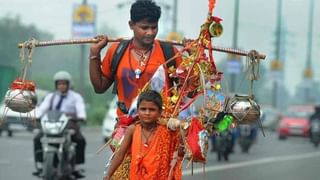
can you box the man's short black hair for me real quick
[130,0,161,23]
[137,90,163,111]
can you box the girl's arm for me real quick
[167,118,185,157]
[178,133,185,157]
[103,125,135,180]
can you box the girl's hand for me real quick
[167,118,181,130]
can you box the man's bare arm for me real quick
[89,35,113,93]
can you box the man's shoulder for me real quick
[110,41,121,49]
[105,41,122,57]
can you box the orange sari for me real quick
[130,124,182,180]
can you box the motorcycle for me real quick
[215,130,233,161]
[238,124,254,153]
[35,110,77,180]
[310,120,320,148]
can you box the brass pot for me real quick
[4,89,37,113]
[227,94,260,124]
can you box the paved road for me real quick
[0,127,109,180]
[1,128,319,180]
[183,131,320,180]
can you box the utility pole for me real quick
[172,0,178,32]
[79,0,88,96]
[271,0,283,108]
[72,0,95,95]
[303,0,315,103]
[229,0,240,93]
[232,0,239,49]
[79,0,87,96]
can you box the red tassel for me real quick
[208,0,216,15]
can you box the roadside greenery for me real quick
[0,16,116,126]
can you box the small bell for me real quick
[209,22,223,37]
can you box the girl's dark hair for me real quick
[130,0,161,23]
[137,90,163,110]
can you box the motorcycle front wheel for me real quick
[43,152,56,180]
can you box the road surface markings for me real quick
[183,151,320,175]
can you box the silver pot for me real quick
[227,94,260,124]
[4,89,37,113]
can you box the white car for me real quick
[261,107,281,131]
[102,96,117,143]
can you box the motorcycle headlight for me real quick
[42,121,64,134]
[40,113,68,135]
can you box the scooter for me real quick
[310,120,320,148]
[215,130,233,161]
[238,124,254,153]
[35,110,77,180]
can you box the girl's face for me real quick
[137,100,161,124]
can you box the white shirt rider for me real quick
[36,90,86,120]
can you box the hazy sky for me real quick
[1,0,319,95]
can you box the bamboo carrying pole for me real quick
[18,38,266,60]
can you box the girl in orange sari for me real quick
[104,90,183,180]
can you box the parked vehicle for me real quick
[261,107,281,131]
[102,97,117,143]
[238,124,254,153]
[277,111,311,140]
[35,110,77,180]
[215,130,233,161]
[310,120,320,147]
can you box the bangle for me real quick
[89,55,101,61]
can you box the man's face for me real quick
[129,18,158,46]
[56,80,69,93]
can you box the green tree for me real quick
[0,16,112,126]
[0,16,53,67]
[0,16,52,101]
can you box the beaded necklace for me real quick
[141,125,157,148]
[128,42,153,79]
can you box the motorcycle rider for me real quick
[309,105,320,138]
[32,71,86,178]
